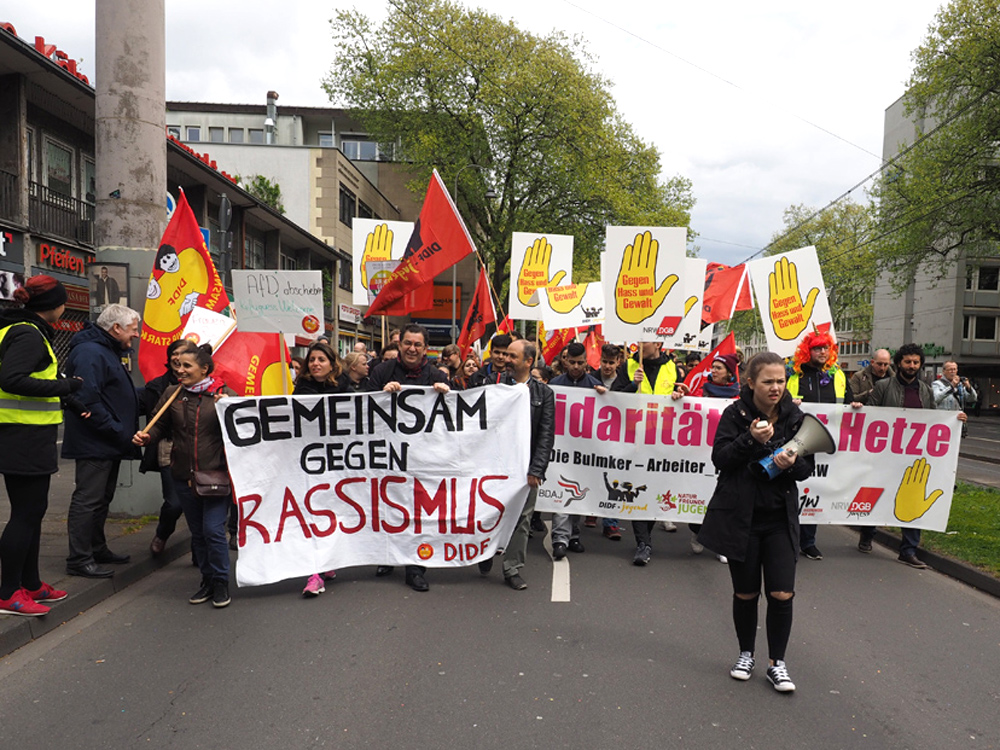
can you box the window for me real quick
[339,258,353,291]
[966,266,974,290]
[229,128,244,144]
[280,251,298,270]
[83,157,96,203]
[358,201,373,220]
[44,138,73,197]
[318,132,334,148]
[209,127,224,143]
[964,315,972,340]
[339,186,356,227]
[248,129,264,144]
[978,266,999,291]
[25,127,35,183]
[341,137,378,161]
[166,125,181,139]
[974,316,997,340]
[186,126,201,142]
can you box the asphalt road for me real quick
[0,523,997,750]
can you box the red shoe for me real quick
[0,589,50,616]
[584,516,597,528]
[25,582,68,603]
[603,524,622,541]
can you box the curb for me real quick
[0,529,192,659]
[855,526,1000,599]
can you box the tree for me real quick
[323,0,694,301]
[870,0,1000,288]
[241,174,285,215]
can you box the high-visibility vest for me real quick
[787,367,846,402]
[627,357,677,395]
[0,322,62,425]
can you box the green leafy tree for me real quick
[323,0,694,301]
[241,174,286,215]
[870,0,1000,288]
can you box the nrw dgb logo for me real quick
[847,488,883,518]
[656,316,682,336]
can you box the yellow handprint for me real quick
[615,231,679,324]
[684,296,698,317]
[547,283,587,314]
[768,256,820,341]
[361,223,394,292]
[517,237,567,306]
[893,457,943,523]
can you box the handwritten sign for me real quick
[230,270,324,338]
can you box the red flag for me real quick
[541,327,576,365]
[583,325,605,370]
[212,331,294,396]
[365,170,476,317]
[457,267,496,358]
[496,314,514,334]
[701,264,752,326]
[379,280,435,317]
[683,332,737,396]
[139,190,230,380]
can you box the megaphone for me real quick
[751,413,836,480]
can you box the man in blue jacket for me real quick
[63,304,142,578]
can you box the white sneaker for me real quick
[766,660,796,692]
[717,554,728,564]
[729,651,755,680]
[690,536,704,554]
[660,520,678,532]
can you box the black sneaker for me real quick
[505,574,527,590]
[632,544,652,566]
[212,580,231,608]
[766,660,796,692]
[729,651,755,681]
[530,514,546,533]
[189,580,213,605]
[552,542,567,560]
[567,539,585,553]
[801,545,823,560]
[858,539,873,553]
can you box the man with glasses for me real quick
[366,323,450,592]
[786,330,854,561]
[849,349,893,405]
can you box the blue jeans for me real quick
[174,479,230,583]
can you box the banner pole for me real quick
[280,331,288,396]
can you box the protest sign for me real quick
[661,257,707,350]
[603,226,688,342]
[181,306,236,350]
[351,219,415,306]
[536,388,960,532]
[508,232,574,321]
[220,385,531,586]
[537,282,604,330]
[230,269,324,339]
[748,246,834,357]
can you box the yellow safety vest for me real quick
[787,368,846,401]
[627,357,677,395]
[0,322,62,425]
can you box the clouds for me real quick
[13,0,944,266]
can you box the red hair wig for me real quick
[792,330,838,375]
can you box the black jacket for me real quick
[0,309,84,475]
[502,375,555,481]
[294,376,345,395]
[469,362,505,388]
[696,386,814,562]
[591,366,637,393]
[366,358,449,391]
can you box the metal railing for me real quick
[28,181,94,245]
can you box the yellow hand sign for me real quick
[684,295,698,317]
[893,457,944,523]
[517,237,567,306]
[615,231,678,324]
[361,223,394,291]
[547,283,587,314]
[768,256,820,341]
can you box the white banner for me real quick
[220,385,531,586]
[230,270,324,338]
[537,282,604,330]
[603,226,689,342]
[662,257,707,349]
[748,246,834,358]
[351,219,415,306]
[536,388,961,532]
[508,232,574,321]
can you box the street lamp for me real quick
[452,163,495,343]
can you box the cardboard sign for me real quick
[230,270,324,338]
[508,232,574,321]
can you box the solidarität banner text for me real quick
[536,387,961,532]
[219,385,531,586]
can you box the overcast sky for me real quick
[11,0,945,266]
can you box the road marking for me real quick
[541,521,571,602]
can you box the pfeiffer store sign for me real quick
[36,240,93,276]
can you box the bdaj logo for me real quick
[556,476,589,507]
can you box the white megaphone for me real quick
[751,413,836,480]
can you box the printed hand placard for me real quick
[351,218,415,306]
[767,256,819,341]
[615,231,678,324]
[894,458,944,523]
[508,232,574,321]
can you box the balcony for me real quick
[0,169,16,222]
[28,181,94,246]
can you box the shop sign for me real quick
[36,240,93,276]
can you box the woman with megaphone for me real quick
[696,351,816,694]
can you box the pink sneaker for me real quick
[322,570,337,581]
[0,589,50,617]
[26,582,68,603]
[302,573,325,597]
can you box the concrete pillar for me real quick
[95,0,166,515]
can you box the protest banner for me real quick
[748,246,834,358]
[508,232,574,321]
[535,387,960,532]
[661,257,707,350]
[219,385,531,586]
[537,282,604,330]
[351,219,415,306]
[230,269,324,339]
[603,226,688,342]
